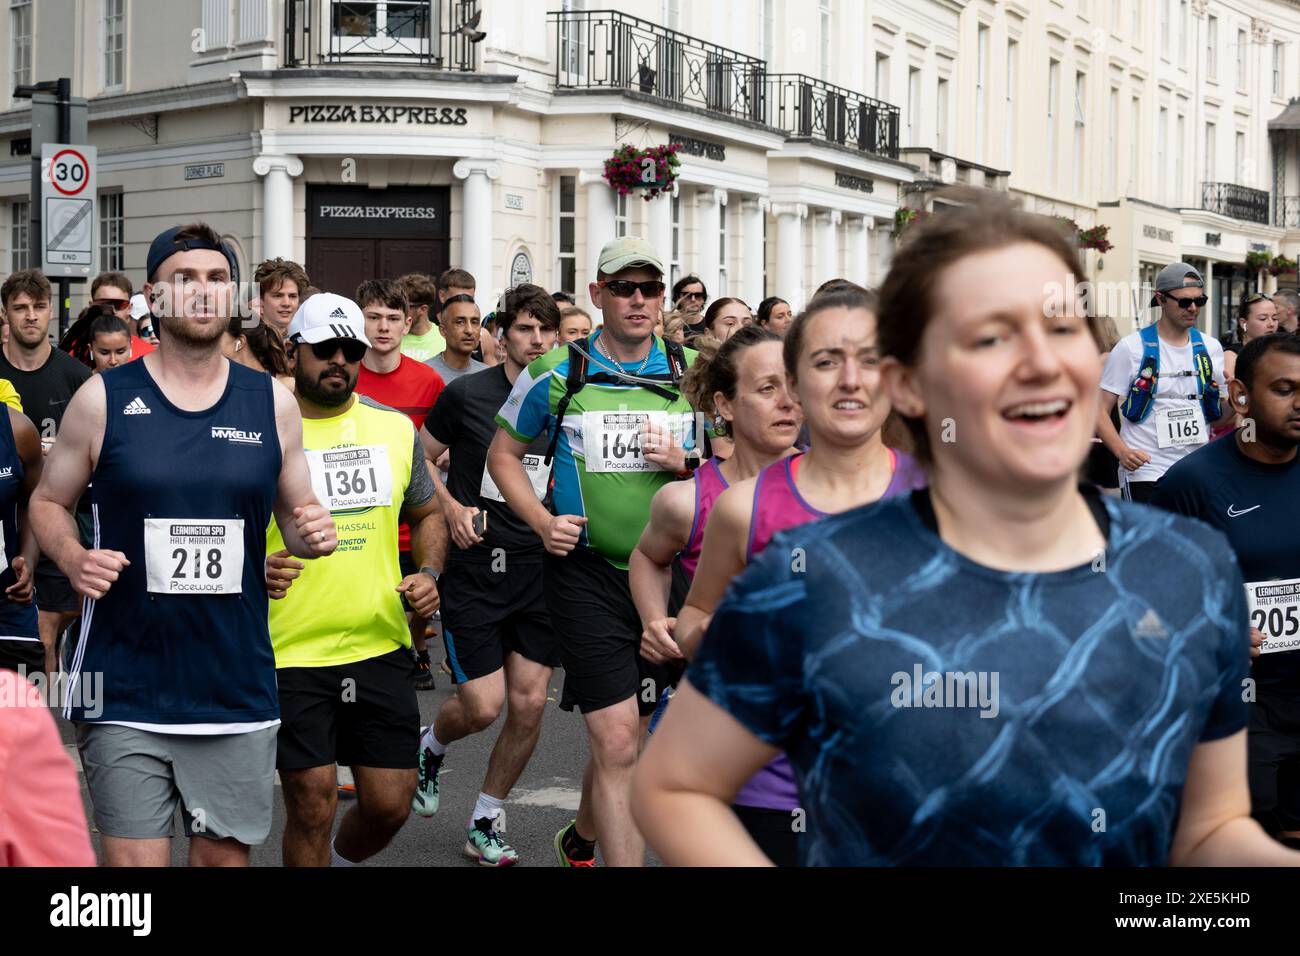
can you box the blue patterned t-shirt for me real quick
[690,490,1250,866]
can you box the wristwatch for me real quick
[419,566,442,583]
[675,448,702,480]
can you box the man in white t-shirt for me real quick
[1098,261,1236,502]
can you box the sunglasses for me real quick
[599,279,666,299]
[1164,293,1208,309]
[93,298,130,311]
[678,291,706,301]
[297,337,367,363]
[1244,292,1272,305]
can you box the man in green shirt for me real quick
[398,272,445,363]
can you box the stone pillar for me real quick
[252,154,303,262]
[453,159,503,310]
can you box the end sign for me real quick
[41,143,97,277]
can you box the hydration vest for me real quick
[1119,323,1221,425]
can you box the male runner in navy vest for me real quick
[30,222,337,867]
[1097,261,1236,502]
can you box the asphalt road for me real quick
[57,663,663,867]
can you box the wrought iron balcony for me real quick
[284,0,482,71]
[1201,181,1271,225]
[548,9,768,123]
[766,74,899,160]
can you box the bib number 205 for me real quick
[1244,577,1300,655]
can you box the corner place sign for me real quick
[288,104,468,125]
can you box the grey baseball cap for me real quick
[1150,262,1205,307]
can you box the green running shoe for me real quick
[464,810,518,867]
[554,820,597,867]
[411,744,443,817]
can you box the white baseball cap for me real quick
[286,292,372,347]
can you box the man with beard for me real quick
[1153,332,1300,849]
[30,222,337,867]
[265,293,447,866]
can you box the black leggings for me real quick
[734,804,802,867]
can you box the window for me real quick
[1274,41,1284,97]
[1131,96,1141,194]
[332,1,431,53]
[908,67,921,147]
[1074,72,1087,196]
[99,193,124,271]
[875,53,889,102]
[761,0,773,63]
[1047,59,1059,189]
[1204,122,1216,184]
[1175,111,1185,206]
[670,193,681,291]
[1237,29,1247,91]
[10,200,28,272]
[1206,15,1217,80]
[976,26,988,162]
[1157,106,1168,202]
[718,205,728,296]
[559,0,586,80]
[101,0,125,91]
[1005,41,1017,167]
[1107,87,1118,197]
[10,0,32,92]
[614,192,628,239]
[820,0,832,81]
[1160,0,1169,59]
[937,77,949,153]
[556,175,576,293]
[1236,130,1246,185]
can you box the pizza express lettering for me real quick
[288,105,469,126]
[318,205,437,220]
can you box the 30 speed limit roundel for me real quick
[49,149,90,197]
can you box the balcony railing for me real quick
[766,74,899,160]
[1201,182,1271,225]
[285,0,481,71]
[548,10,767,123]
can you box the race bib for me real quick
[307,445,393,511]
[1155,405,1206,449]
[481,454,550,503]
[144,518,244,595]
[1246,578,1300,655]
[581,411,691,473]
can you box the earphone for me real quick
[1237,396,1248,406]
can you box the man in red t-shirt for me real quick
[354,279,445,691]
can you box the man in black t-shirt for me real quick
[1153,333,1300,848]
[411,285,559,866]
[0,270,91,673]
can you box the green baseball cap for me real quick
[597,236,663,276]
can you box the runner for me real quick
[254,258,310,337]
[221,314,294,389]
[755,297,793,337]
[558,305,593,345]
[264,292,445,867]
[671,275,708,321]
[634,194,1297,866]
[698,298,749,343]
[87,313,133,373]
[427,294,487,386]
[91,271,154,358]
[1096,261,1235,502]
[354,278,445,691]
[628,324,800,726]
[671,286,925,865]
[1274,289,1300,336]
[29,221,337,867]
[0,399,44,675]
[0,269,92,675]
[488,236,700,867]
[1152,332,1300,849]
[1224,293,1279,382]
[414,284,560,866]
[398,273,445,364]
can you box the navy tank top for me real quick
[0,409,36,640]
[65,360,282,723]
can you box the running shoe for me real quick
[464,810,518,867]
[439,658,453,678]
[412,649,436,691]
[411,745,443,816]
[554,820,597,867]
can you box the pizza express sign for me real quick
[289,104,469,126]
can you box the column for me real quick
[579,169,616,289]
[813,209,842,288]
[847,216,870,287]
[252,154,303,262]
[453,159,502,310]
[1203,258,1214,336]
[771,203,808,310]
[695,189,725,299]
[741,197,767,306]
[646,187,673,275]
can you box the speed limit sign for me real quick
[40,143,97,277]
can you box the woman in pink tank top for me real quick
[628,326,800,679]
[673,285,926,866]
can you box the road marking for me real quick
[510,785,582,811]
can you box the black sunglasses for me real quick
[1244,292,1272,306]
[678,291,706,301]
[296,337,367,363]
[599,279,666,299]
[1164,293,1208,309]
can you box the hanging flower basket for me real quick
[1076,225,1113,253]
[602,144,681,201]
[1269,254,1298,277]
[1246,250,1273,272]
[894,206,929,240]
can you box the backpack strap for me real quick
[1119,324,1161,424]
[1189,328,1222,423]
[544,340,588,466]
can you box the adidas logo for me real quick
[123,397,151,416]
[1133,609,1168,640]
[328,307,348,319]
